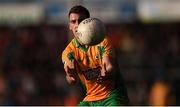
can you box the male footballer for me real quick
[61,5,129,106]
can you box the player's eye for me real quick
[70,20,76,24]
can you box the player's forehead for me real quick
[69,13,87,21]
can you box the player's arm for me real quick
[102,56,114,77]
[64,59,78,85]
[62,46,78,85]
[97,56,115,84]
[97,38,115,83]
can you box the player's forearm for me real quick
[103,56,114,74]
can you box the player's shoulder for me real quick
[62,38,76,59]
[99,37,112,46]
[62,39,75,55]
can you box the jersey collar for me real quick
[73,38,89,52]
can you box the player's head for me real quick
[68,5,90,43]
[68,5,90,18]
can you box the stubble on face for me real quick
[69,13,88,39]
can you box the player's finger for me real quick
[97,76,106,84]
[70,76,76,81]
[101,63,106,76]
[96,77,102,84]
[64,65,73,76]
[64,64,69,73]
[68,59,75,69]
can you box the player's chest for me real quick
[75,47,103,67]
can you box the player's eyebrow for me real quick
[70,18,85,24]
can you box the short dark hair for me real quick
[68,5,90,18]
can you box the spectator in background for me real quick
[148,78,176,106]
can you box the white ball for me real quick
[77,18,106,46]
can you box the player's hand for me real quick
[64,60,77,84]
[96,63,108,84]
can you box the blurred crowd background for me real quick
[0,0,179,106]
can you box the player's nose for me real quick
[75,20,79,26]
[74,23,78,31]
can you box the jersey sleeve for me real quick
[99,37,115,58]
[61,41,75,66]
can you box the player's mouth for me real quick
[75,30,78,34]
[75,30,78,36]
